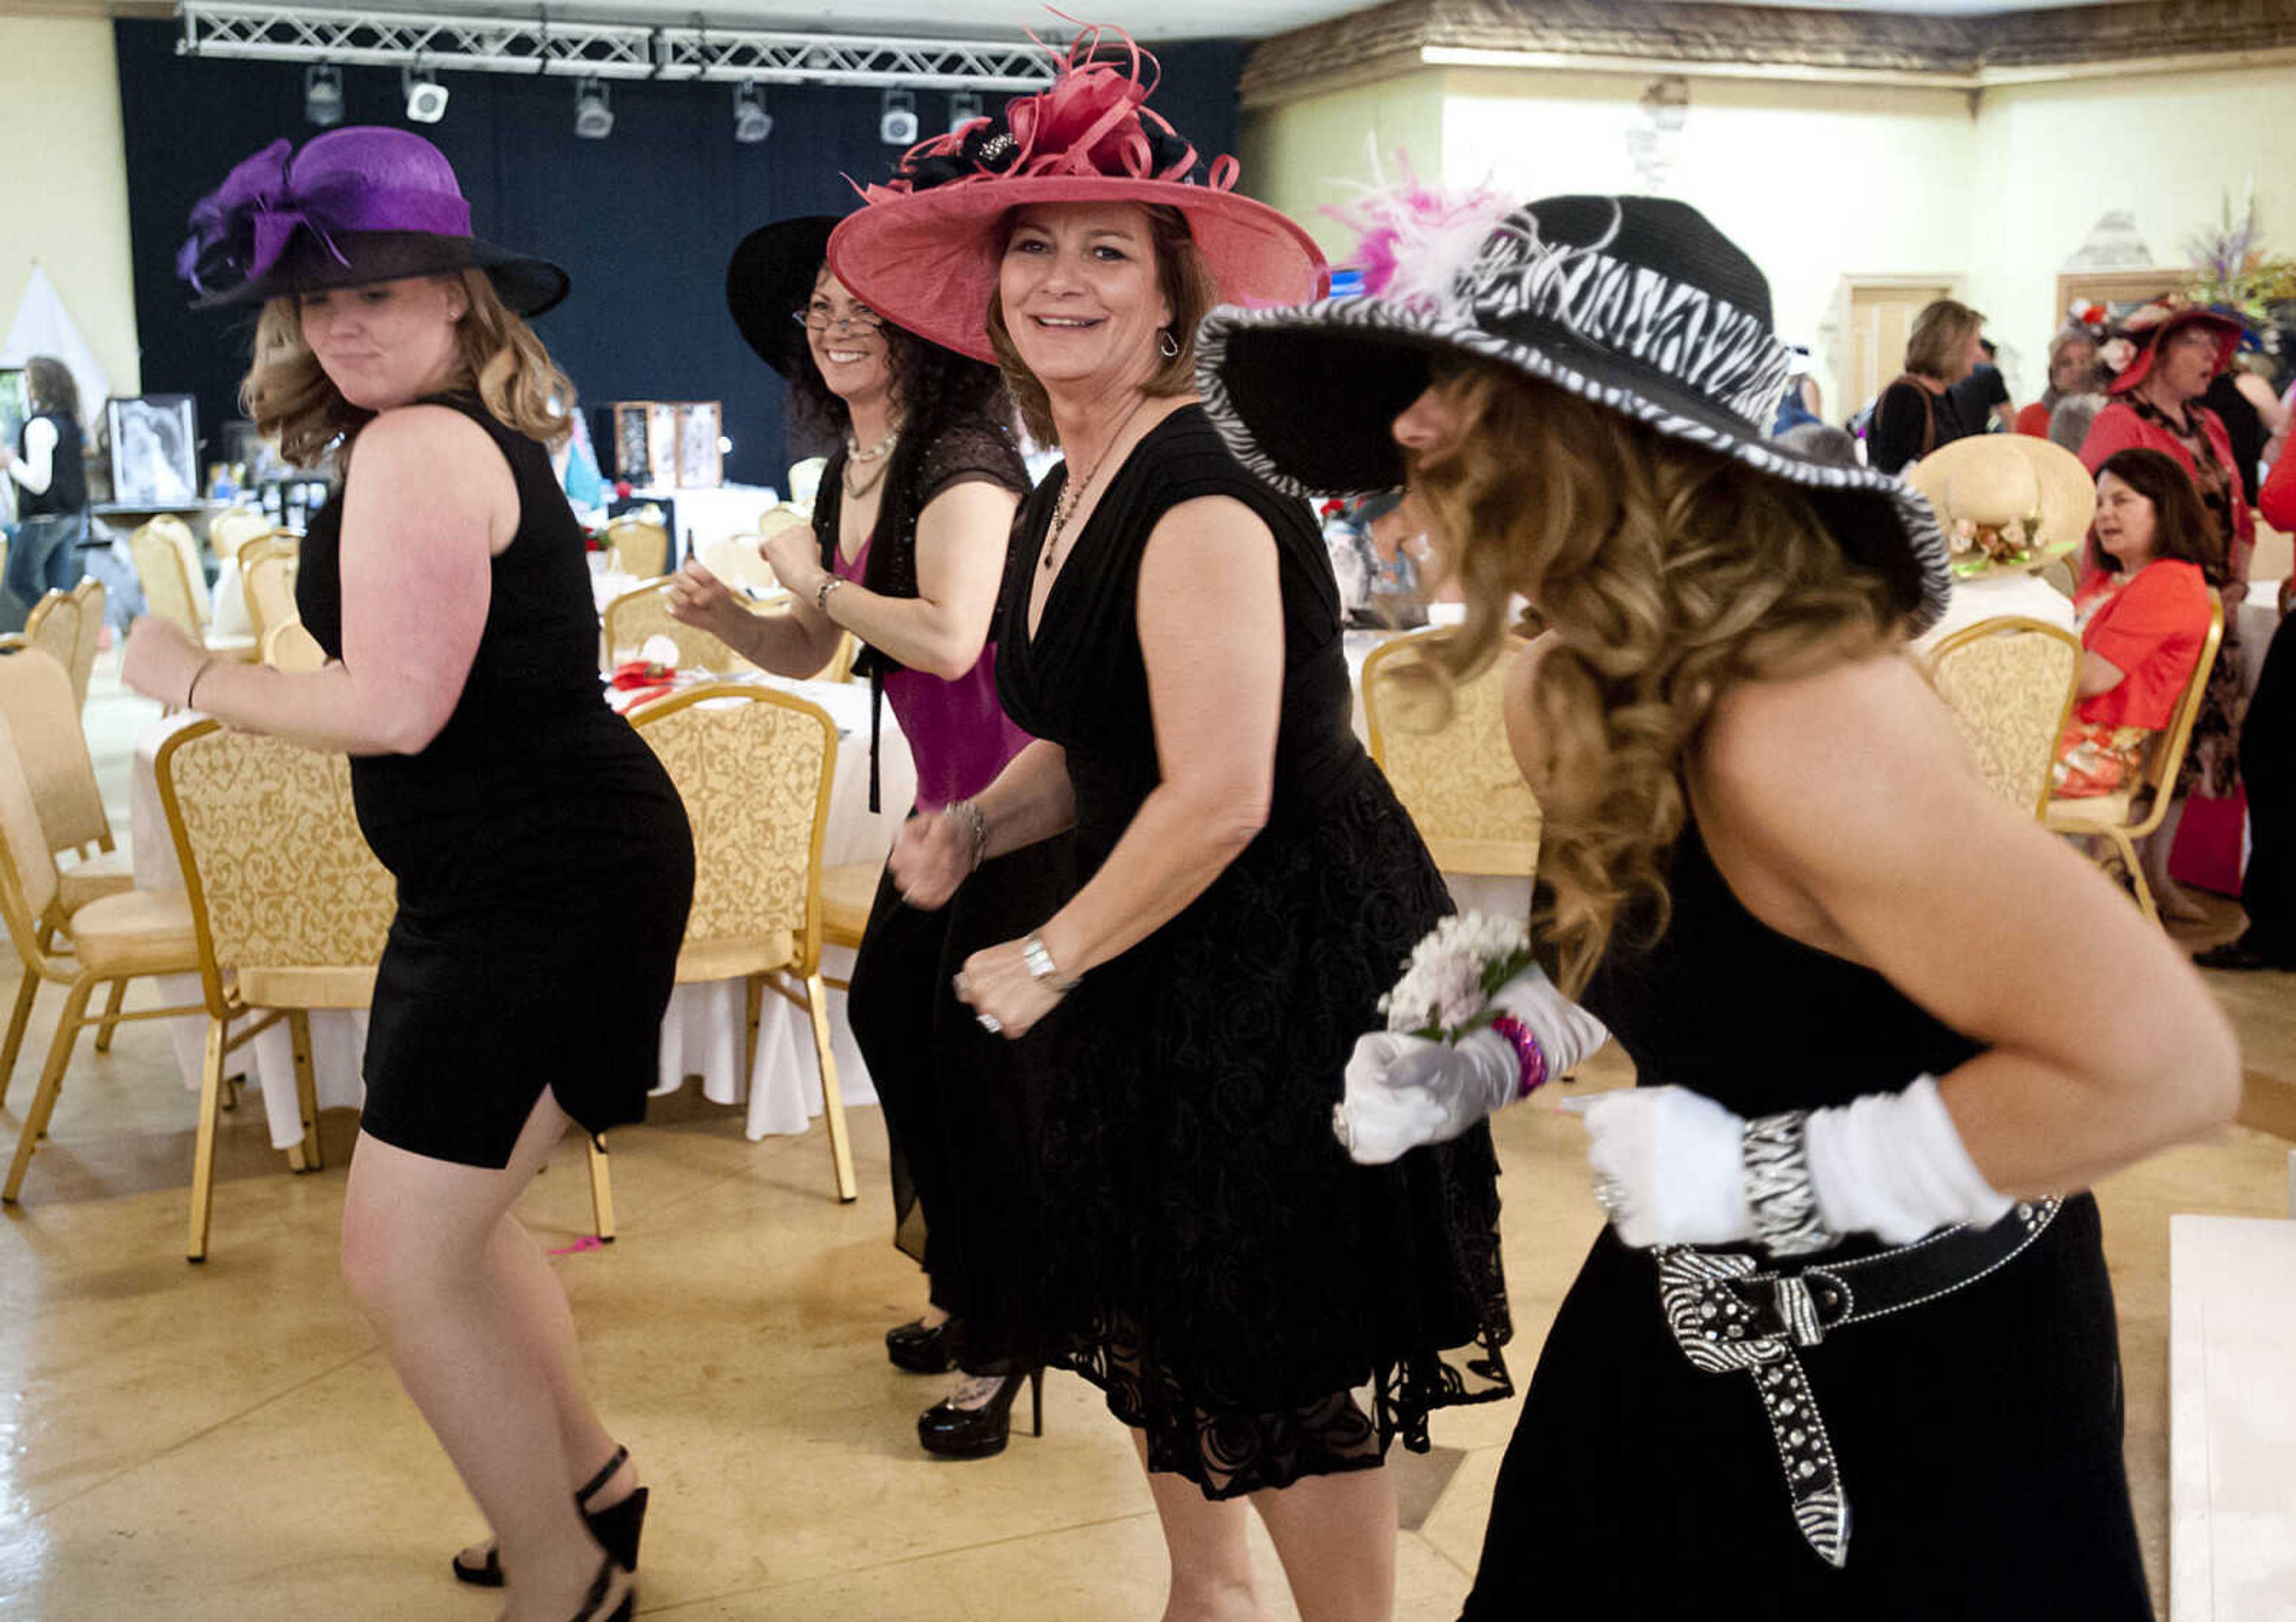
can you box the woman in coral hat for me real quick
[836,31,1531,1620]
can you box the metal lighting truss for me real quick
[176,1,1060,90]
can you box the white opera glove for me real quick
[1335,967,1610,1166]
[1583,1075,2014,1254]
[1804,1075,2013,1246]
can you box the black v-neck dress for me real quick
[994,406,1513,1498]
[298,395,693,1169]
[1460,819,2148,1619]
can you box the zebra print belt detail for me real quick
[1653,1198,2061,1569]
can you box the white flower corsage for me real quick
[1379,910,1539,1041]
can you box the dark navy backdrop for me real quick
[114,20,1247,488]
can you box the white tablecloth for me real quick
[131,677,915,1148]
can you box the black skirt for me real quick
[353,711,694,1170]
[1460,1196,2150,1620]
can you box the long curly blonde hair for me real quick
[243,270,574,466]
[1409,362,1905,993]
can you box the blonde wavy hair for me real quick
[1408,362,1904,993]
[243,270,575,466]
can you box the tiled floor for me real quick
[0,655,2288,1621]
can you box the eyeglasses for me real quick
[792,307,884,334]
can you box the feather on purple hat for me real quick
[178,127,568,316]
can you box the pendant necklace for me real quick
[1043,397,1152,571]
[842,421,900,500]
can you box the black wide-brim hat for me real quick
[1197,193,1951,632]
[179,129,567,317]
[726,216,839,374]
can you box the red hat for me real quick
[2103,297,2245,395]
[826,25,1325,364]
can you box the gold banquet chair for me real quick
[207,507,273,560]
[129,517,257,663]
[631,684,857,1202]
[157,721,620,1256]
[235,531,301,643]
[261,620,328,673]
[602,579,752,673]
[701,531,790,602]
[1361,629,1542,879]
[1924,616,2083,821]
[2043,597,2224,925]
[0,649,137,1096]
[66,577,105,711]
[0,711,205,1215]
[603,514,671,581]
[0,589,82,676]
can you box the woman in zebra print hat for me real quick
[1200,190,2237,1616]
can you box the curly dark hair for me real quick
[786,297,1011,456]
[2093,447,2225,583]
[25,356,80,425]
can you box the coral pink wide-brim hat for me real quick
[2105,299,2245,395]
[827,27,1325,365]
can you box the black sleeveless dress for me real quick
[996,407,1513,1498]
[1460,821,2150,1619]
[297,394,694,1170]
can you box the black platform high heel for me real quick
[450,1444,649,1589]
[917,1368,1045,1459]
[885,1316,961,1374]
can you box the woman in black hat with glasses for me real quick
[670,217,1063,1456]
[1202,190,2239,1618]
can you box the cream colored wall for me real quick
[1240,69,1450,263]
[1247,56,2296,427]
[1437,67,1979,424]
[0,16,139,400]
[1967,65,2296,391]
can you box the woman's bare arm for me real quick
[1690,653,2239,1195]
[172,406,502,755]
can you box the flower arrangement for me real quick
[1378,911,1538,1041]
[1946,508,2045,573]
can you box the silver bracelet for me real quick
[1742,1111,1839,1258]
[1021,933,1079,995]
[943,799,987,872]
[816,575,842,615]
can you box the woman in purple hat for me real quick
[126,127,688,1622]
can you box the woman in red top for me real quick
[2054,449,2219,798]
[2077,301,2251,915]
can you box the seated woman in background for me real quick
[1868,298,1984,474]
[2054,448,2220,799]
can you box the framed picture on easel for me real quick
[0,370,26,449]
[107,393,201,507]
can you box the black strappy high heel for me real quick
[450,1444,649,1589]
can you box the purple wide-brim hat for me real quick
[179,127,569,317]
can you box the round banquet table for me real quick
[131,675,915,1150]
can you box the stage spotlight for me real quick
[947,90,984,135]
[574,77,614,140]
[403,64,448,124]
[880,89,918,147]
[733,81,772,144]
[304,64,345,127]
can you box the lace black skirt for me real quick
[1037,767,1513,1498]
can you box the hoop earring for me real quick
[1158,329,1180,359]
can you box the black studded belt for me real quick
[1654,1199,2062,1569]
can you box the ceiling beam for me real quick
[1242,0,2296,106]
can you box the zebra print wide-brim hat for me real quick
[1195,191,1952,632]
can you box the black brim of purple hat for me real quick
[725,216,839,375]
[190,230,569,317]
[1195,194,1951,633]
